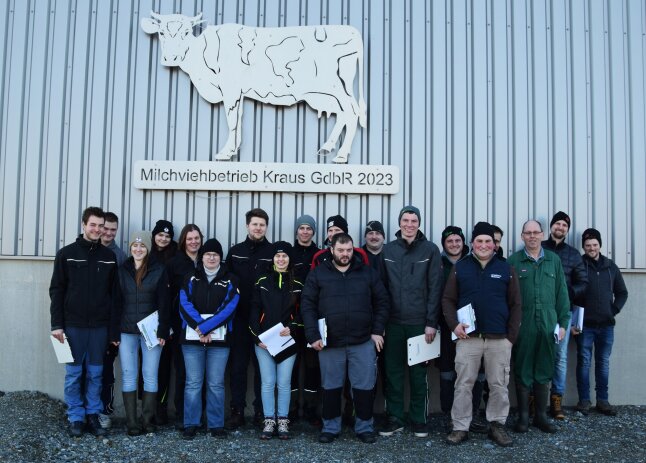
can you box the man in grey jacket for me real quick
[379,206,443,438]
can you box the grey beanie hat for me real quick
[295,214,317,234]
[398,205,421,224]
[129,230,151,252]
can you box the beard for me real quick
[333,255,351,268]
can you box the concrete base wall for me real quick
[1,259,645,415]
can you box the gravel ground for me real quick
[1,391,645,463]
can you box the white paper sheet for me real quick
[571,306,585,332]
[137,311,161,350]
[407,332,441,366]
[451,303,477,341]
[185,314,226,342]
[307,318,327,348]
[50,335,74,363]
[258,323,295,357]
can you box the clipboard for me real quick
[407,332,441,366]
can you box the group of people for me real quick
[49,206,628,447]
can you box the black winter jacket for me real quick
[166,252,199,330]
[226,237,274,320]
[292,242,319,283]
[301,255,389,347]
[178,265,240,347]
[49,235,121,342]
[118,258,171,339]
[543,237,588,305]
[249,270,304,358]
[580,254,628,327]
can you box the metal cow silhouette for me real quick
[142,12,367,163]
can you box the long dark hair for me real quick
[178,224,204,253]
[134,254,149,287]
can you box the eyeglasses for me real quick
[522,231,542,236]
[203,253,219,259]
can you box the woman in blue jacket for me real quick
[119,231,170,436]
[178,239,239,439]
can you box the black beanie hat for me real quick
[471,222,496,242]
[272,241,294,260]
[441,226,465,248]
[581,228,602,248]
[364,220,385,237]
[550,211,571,229]
[326,215,349,234]
[200,239,223,259]
[152,219,174,239]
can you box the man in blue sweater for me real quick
[442,222,522,447]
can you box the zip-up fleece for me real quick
[381,230,443,327]
[179,265,240,347]
[249,270,304,358]
[49,235,120,341]
[118,257,171,339]
[581,254,628,327]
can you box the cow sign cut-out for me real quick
[141,12,367,163]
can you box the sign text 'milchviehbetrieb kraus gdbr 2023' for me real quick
[134,161,399,195]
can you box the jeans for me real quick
[183,344,230,428]
[551,322,571,396]
[255,345,296,417]
[575,326,614,403]
[119,333,163,393]
[64,326,108,422]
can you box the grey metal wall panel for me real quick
[1,0,644,268]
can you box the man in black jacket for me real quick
[225,208,274,428]
[49,206,120,438]
[301,233,389,444]
[574,228,628,416]
[542,211,588,419]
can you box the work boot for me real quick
[86,414,107,437]
[446,430,468,445]
[123,391,142,436]
[277,417,290,440]
[595,401,617,416]
[575,400,591,416]
[488,422,512,447]
[550,393,565,420]
[514,383,530,433]
[142,391,158,433]
[260,418,276,440]
[533,384,557,433]
[225,408,245,430]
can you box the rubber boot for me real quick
[514,383,530,433]
[123,391,142,436]
[142,391,158,434]
[533,383,557,433]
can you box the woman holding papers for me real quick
[249,242,304,440]
[178,239,240,440]
[118,231,170,436]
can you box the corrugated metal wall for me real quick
[1,0,644,268]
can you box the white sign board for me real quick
[134,161,399,194]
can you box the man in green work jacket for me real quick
[508,220,570,434]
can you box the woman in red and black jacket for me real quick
[249,241,304,440]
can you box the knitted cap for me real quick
[326,215,348,234]
[129,230,151,251]
[441,225,465,248]
[582,228,602,248]
[471,222,496,242]
[152,219,174,239]
[364,220,385,237]
[550,211,571,228]
[294,215,317,234]
[398,205,421,224]
[200,238,223,258]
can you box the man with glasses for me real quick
[508,220,570,434]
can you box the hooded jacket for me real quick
[301,254,389,347]
[542,236,588,305]
[49,235,121,341]
[381,230,443,327]
[580,254,628,327]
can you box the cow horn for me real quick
[191,12,203,22]
[150,11,161,22]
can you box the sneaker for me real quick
[68,421,84,438]
[596,401,617,416]
[277,417,290,440]
[86,414,107,437]
[411,422,428,438]
[469,416,489,434]
[446,430,469,445]
[550,394,565,420]
[182,426,197,440]
[576,400,591,416]
[488,422,512,447]
[209,427,228,438]
[260,418,276,440]
[357,431,377,444]
[379,417,404,436]
[98,413,112,430]
[318,432,339,443]
[225,409,245,430]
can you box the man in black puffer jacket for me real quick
[542,211,588,419]
[301,233,389,444]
